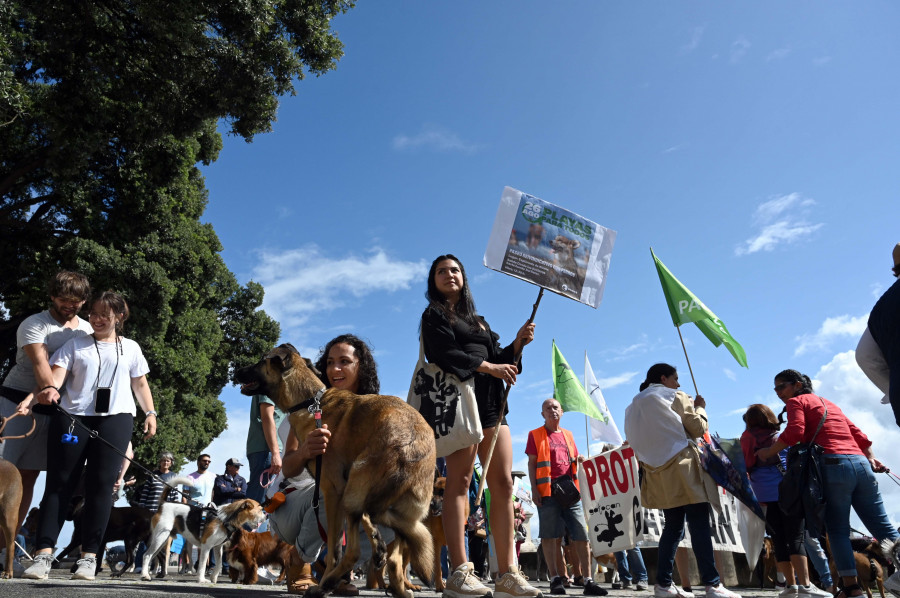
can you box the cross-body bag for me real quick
[778,397,827,534]
[550,437,581,508]
[407,335,483,458]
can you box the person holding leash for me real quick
[19,290,157,581]
[268,333,382,596]
[623,363,741,598]
[756,369,900,598]
[420,254,539,598]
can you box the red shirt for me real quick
[525,428,577,479]
[777,393,871,455]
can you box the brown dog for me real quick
[0,459,24,579]
[235,344,436,598]
[226,528,292,585]
[827,537,888,598]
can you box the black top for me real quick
[421,305,521,427]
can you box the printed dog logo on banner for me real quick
[578,445,643,554]
[589,504,625,547]
[413,367,459,438]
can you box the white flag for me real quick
[584,355,623,445]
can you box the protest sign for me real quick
[577,445,643,554]
[484,187,616,307]
[641,491,745,553]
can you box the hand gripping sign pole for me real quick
[477,186,617,506]
[475,287,543,506]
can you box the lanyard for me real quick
[92,334,121,389]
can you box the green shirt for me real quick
[246,395,286,455]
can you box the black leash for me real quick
[51,403,211,509]
[286,387,329,541]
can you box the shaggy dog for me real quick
[235,344,436,598]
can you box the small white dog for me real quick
[140,476,266,583]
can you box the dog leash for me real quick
[0,411,36,442]
[284,387,331,543]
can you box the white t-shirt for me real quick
[2,311,93,392]
[188,470,216,505]
[50,335,150,416]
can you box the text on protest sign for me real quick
[577,445,643,555]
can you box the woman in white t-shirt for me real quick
[19,291,157,582]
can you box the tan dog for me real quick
[226,528,292,585]
[235,344,436,598]
[0,459,24,579]
[140,477,266,584]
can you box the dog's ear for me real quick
[268,346,294,372]
[304,357,322,378]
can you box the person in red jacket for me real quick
[756,369,900,598]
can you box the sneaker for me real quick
[72,556,97,580]
[612,582,622,590]
[884,572,900,596]
[637,582,649,591]
[22,553,55,580]
[444,562,493,598]
[573,577,585,587]
[655,585,694,598]
[705,584,741,598]
[551,577,567,595]
[584,580,608,596]
[622,581,633,590]
[495,565,542,598]
[778,585,799,598]
[798,585,832,598]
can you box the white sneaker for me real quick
[798,585,833,598]
[655,585,694,598]
[884,571,900,596]
[72,556,97,580]
[705,584,741,598]
[779,585,800,598]
[495,565,542,598]
[22,553,55,580]
[444,562,493,598]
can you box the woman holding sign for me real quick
[420,254,537,598]
[623,363,741,598]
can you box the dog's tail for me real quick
[395,520,434,587]
[157,476,194,510]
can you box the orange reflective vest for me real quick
[529,426,578,498]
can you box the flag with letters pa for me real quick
[651,249,748,368]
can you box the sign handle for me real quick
[476,286,544,507]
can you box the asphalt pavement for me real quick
[0,568,787,598]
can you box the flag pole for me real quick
[676,325,700,396]
[476,286,544,507]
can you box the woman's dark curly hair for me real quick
[774,369,814,396]
[426,254,481,330]
[314,334,380,395]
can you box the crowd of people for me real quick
[1,249,899,598]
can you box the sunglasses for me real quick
[774,382,792,392]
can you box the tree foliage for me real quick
[0,0,353,476]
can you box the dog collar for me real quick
[286,387,326,415]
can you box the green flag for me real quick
[651,249,749,368]
[552,340,607,420]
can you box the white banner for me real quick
[641,491,745,553]
[584,354,623,445]
[577,445,643,554]
[483,187,616,308]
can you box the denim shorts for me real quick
[537,495,589,541]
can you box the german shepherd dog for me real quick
[235,344,436,598]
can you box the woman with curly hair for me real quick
[313,334,380,395]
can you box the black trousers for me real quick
[36,411,133,554]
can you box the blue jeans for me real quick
[615,547,648,584]
[804,533,832,588]
[246,451,272,503]
[821,454,900,576]
[657,503,720,587]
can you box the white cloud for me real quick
[392,124,478,153]
[597,371,639,389]
[813,56,832,67]
[252,245,427,334]
[735,192,824,255]
[794,314,868,356]
[730,36,751,64]
[812,351,900,527]
[766,47,791,62]
[681,26,705,54]
[723,368,737,381]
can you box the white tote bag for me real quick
[407,336,483,457]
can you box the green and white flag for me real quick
[552,341,606,420]
[651,249,748,368]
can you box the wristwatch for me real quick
[145,410,158,417]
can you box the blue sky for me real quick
[185,2,900,529]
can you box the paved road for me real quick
[0,569,784,598]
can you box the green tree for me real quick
[0,1,353,474]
